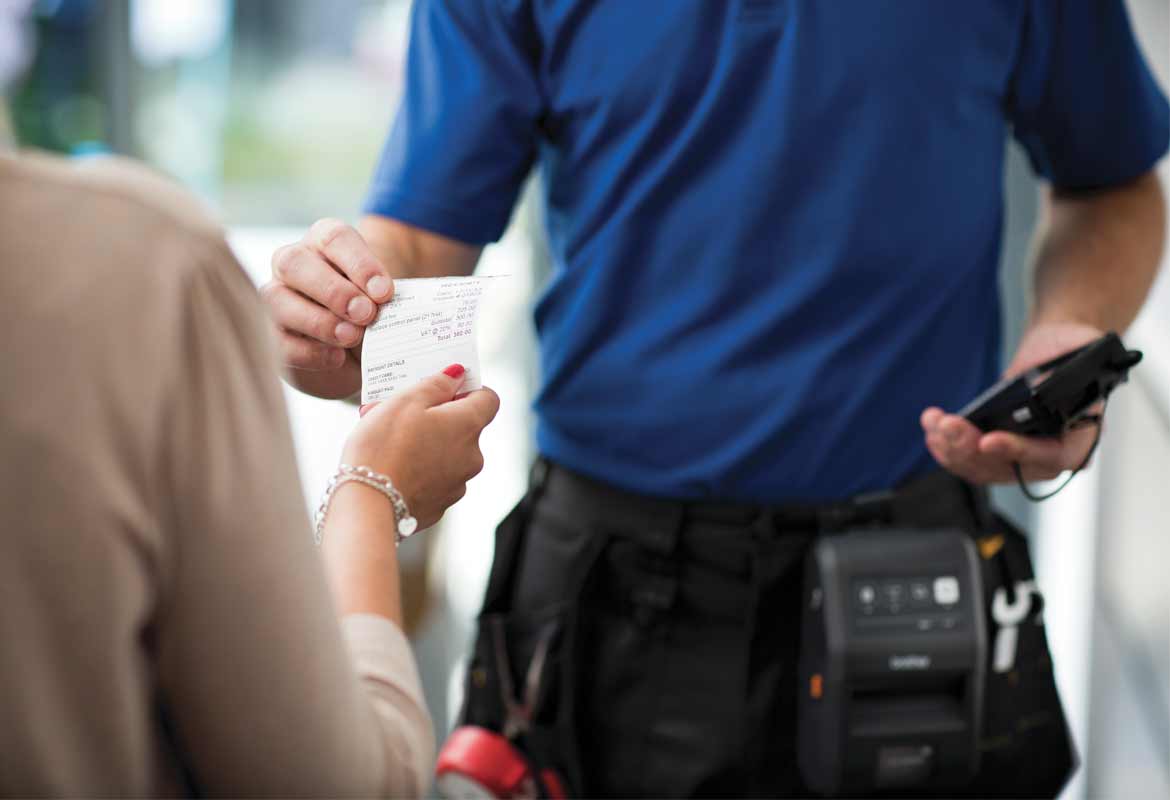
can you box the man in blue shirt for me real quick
[262,1,1168,795]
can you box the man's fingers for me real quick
[307,218,395,304]
[980,431,1053,464]
[920,406,945,433]
[924,404,1101,486]
[981,425,1098,475]
[261,281,363,348]
[983,434,1064,481]
[924,412,1014,483]
[926,431,1009,483]
[278,331,346,371]
[272,243,377,325]
[927,414,981,469]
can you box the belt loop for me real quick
[520,457,553,516]
[529,457,551,494]
[630,504,683,628]
[641,503,683,556]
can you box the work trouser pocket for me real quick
[456,496,603,795]
[460,607,572,776]
[576,538,680,795]
[580,533,780,797]
[962,515,1078,798]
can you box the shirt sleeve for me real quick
[1007,0,1169,189]
[363,0,544,244]
[155,235,433,798]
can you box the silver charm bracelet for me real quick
[314,464,419,546]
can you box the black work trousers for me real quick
[506,460,988,797]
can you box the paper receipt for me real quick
[360,276,497,404]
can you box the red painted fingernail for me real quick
[443,364,465,379]
[359,403,375,417]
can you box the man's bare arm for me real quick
[359,215,481,279]
[261,216,482,400]
[924,169,1166,484]
[1029,170,1165,333]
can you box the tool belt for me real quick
[452,459,1077,797]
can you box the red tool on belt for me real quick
[435,620,567,799]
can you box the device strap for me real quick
[1012,407,1105,502]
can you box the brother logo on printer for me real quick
[888,654,932,671]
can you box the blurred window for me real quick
[12,0,412,225]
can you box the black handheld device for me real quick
[958,332,1141,437]
[797,529,987,796]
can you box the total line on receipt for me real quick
[360,275,507,404]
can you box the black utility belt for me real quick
[535,457,990,538]
[445,460,1077,799]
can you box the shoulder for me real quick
[4,151,224,239]
[1,151,252,298]
[0,151,263,367]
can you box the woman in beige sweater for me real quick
[0,149,497,796]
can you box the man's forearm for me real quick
[359,215,482,279]
[1028,170,1165,332]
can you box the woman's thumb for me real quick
[409,364,466,407]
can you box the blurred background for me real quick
[7,1,1168,797]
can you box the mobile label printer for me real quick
[798,529,987,796]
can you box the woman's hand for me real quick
[342,364,501,530]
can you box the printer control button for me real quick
[909,580,932,606]
[882,582,907,614]
[934,576,960,605]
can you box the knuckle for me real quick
[352,252,382,279]
[258,280,282,305]
[284,336,336,370]
[318,347,342,370]
[473,393,501,426]
[484,390,501,415]
[323,281,355,313]
[309,217,350,250]
[281,336,312,367]
[466,450,485,479]
[310,310,339,342]
[271,243,301,279]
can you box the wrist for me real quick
[319,482,404,621]
[1024,310,1104,333]
[315,464,418,546]
[1007,319,1105,377]
[340,433,396,476]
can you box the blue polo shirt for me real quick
[366,0,1168,503]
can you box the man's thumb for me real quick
[409,364,466,407]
